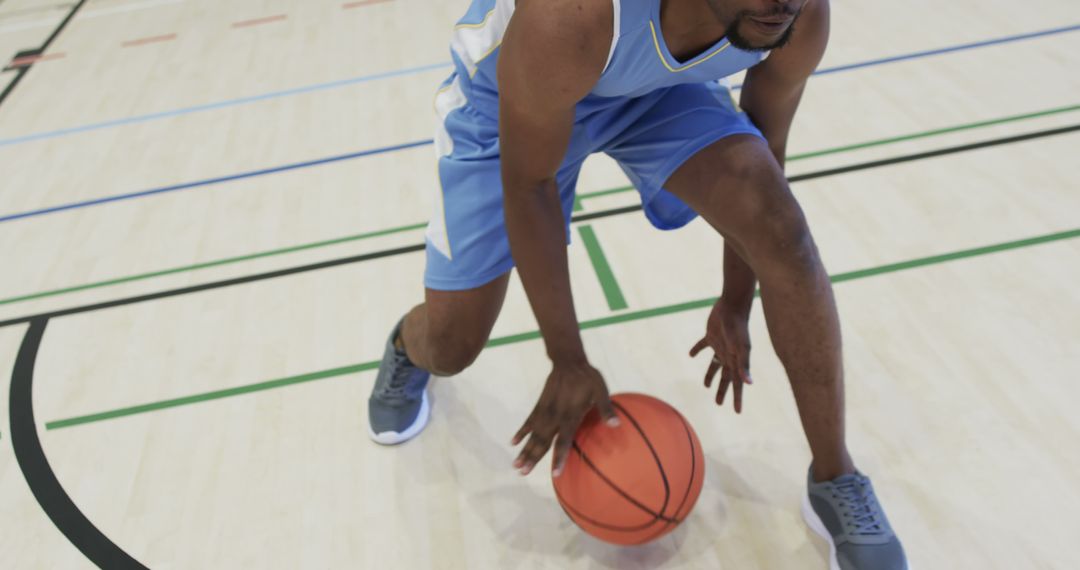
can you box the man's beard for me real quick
[724,10,799,52]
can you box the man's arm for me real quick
[498,0,617,475]
[695,0,831,409]
[724,0,832,309]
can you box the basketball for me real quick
[552,393,705,545]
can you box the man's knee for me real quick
[695,146,820,275]
[421,314,492,376]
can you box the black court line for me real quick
[572,123,1080,223]
[9,318,149,569]
[0,0,87,107]
[0,243,426,327]
[0,123,1076,329]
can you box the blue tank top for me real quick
[442,0,768,118]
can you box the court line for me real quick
[120,33,177,48]
[3,101,1077,228]
[574,103,1080,208]
[0,3,72,21]
[1,123,1076,329]
[0,61,451,146]
[0,139,433,223]
[342,0,392,8]
[0,243,427,328]
[9,317,149,567]
[43,226,1080,430]
[0,223,428,307]
[571,124,1080,224]
[812,24,1080,77]
[0,0,87,107]
[77,0,183,21]
[7,52,66,67]
[0,0,179,33]
[231,14,287,29]
[0,24,1075,147]
[578,225,629,311]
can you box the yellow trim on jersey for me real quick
[454,8,497,30]
[433,82,455,112]
[469,40,503,78]
[648,20,731,73]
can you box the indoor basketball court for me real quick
[1,0,1078,568]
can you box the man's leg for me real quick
[368,273,510,444]
[400,273,511,376]
[664,133,853,481]
[665,133,908,569]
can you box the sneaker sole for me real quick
[368,390,430,446]
[801,492,842,570]
[801,492,911,570]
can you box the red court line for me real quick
[120,33,178,48]
[9,53,66,67]
[342,0,392,8]
[231,14,288,28]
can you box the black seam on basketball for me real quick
[553,478,665,532]
[611,400,672,514]
[553,444,662,532]
[568,442,679,525]
[558,398,677,530]
[634,411,699,543]
[569,400,673,522]
[672,411,697,520]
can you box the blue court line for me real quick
[0,62,452,148]
[0,24,1077,224]
[812,23,1080,77]
[0,140,433,223]
[0,24,1076,149]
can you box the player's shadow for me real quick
[704,452,831,566]
[437,379,719,568]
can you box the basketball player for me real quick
[368,0,907,567]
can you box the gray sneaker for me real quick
[803,467,909,570]
[367,318,431,445]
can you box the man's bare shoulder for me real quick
[509,0,613,59]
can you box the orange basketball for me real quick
[552,392,705,545]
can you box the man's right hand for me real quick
[512,359,619,477]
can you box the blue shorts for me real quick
[424,80,763,291]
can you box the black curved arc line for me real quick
[0,0,88,106]
[0,122,1076,330]
[9,318,147,569]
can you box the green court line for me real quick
[45,362,381,430]
[4,104,1075,308]
[5,104,1078,308]
[573,103,1080,206]
[578,225,629,311]
[0,223,428,307]
[45,227,1080,431]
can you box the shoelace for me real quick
[833,477,886,536]
[380,351,419,401]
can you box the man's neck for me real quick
[659,0,729,62]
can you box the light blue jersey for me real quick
[426,0,770,291]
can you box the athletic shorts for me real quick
[424,80,763,291]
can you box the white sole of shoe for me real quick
[801,492,910,570]
[368,390,430,445]
[802,492,842,570]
